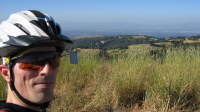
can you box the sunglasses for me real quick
[11,51,61,72]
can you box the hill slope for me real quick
[67,35,200,49]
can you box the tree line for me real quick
[66,35,200,50]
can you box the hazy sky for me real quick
[1,0,200,32]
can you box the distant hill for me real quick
[66,35,200,49]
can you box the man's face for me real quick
[12,47,60,104]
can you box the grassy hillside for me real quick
[67,35,200,50]
[0,36,200,111]
[48,46,200,112]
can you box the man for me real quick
[0,10,73,112]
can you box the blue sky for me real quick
[1,0,200,33]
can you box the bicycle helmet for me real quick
[0,10,73,57]
[0,10,73,110]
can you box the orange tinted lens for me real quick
[18,63,43,71]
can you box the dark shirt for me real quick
[0,101,39,112]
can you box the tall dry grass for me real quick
[0,59,7,100]
[48,46,200,112]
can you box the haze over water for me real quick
[1,0,200,38]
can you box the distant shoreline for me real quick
[63,30,200,39]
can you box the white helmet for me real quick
[0,10,72,57]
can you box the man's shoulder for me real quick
[0,110,9,112]
[0,110,7,112]
[0,109,13,112]
[0,101,14,112]
[0,101,38,112]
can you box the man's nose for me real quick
[39,62,52,76]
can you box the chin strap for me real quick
[8,62,50,110]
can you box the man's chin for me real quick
[30,92,54,103]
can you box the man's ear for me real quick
[0,65,11,82]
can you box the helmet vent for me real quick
[56,24,61,36]
[14,23,30,35]
[29,10,45,18]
